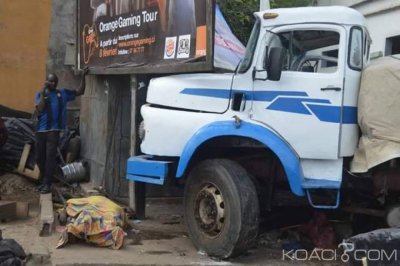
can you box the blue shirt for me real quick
[35,88,76,131]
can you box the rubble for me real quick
[0,173,38,204]
[0,118,36,172]
[0,116,84,182]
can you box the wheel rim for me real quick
[194,183,225,238]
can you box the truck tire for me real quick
[184,159,259,259]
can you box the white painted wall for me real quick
[317,0,400,57]
[365,10,400,56]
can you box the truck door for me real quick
[252,25,347,159]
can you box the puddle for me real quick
[140,230,178,240]
[126,228,182,246]
[144,250,173,255]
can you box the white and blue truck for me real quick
[126,6,400,258]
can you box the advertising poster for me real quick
[78,0,208,70]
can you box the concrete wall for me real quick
[47,0,82,110]
[80,75,132,199]
[317,0,400,57]
[80,75,111,189]
[0,0,52,112]
[365,9,400,56]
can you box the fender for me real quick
[176,120,305,196]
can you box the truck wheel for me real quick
[184,159,259,258]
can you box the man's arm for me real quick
[36,84,50,112]
[75,68,89,96]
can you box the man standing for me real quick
[35,70,88,194]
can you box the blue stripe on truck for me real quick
[180,88,357,124]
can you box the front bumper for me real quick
[126,155,172,185]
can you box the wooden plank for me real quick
[22,164,40,180]
[39,194,54,236]
[16,143,40,180]
[16,202,29,219]
[129,75,146,219]
[17,143,30,173]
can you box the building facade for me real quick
[0,0,52,112]
[318,0,400,58]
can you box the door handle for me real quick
[321,87,342,92]
[231,93,246,112]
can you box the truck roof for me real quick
[256,6,366,28]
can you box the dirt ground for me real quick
[0,172,39,203]
[0,173,344,265]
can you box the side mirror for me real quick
[267,47,283,81]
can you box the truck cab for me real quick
[127,6,371,258]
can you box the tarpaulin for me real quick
[342,229,400,266]
[57,196,126,250]
[214,5,246,71]
[351,55,400,173]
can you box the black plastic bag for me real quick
[0,230,26,266]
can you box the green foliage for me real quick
[217,0,259,44]
[217,0,315,44]
[270,0,316,8]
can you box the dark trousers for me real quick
[35,131,60,186]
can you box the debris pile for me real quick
[0,118,36,171]
[258,212,351,253]
[0,114,87,185]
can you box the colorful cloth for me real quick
[57,196,126,250]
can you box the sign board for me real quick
[77,0,213,74]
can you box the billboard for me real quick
[78,0,210,72]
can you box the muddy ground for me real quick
[0,172,347,265]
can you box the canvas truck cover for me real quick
[78,0,244,73]
[351,55,400,173]
[214,5,245,70]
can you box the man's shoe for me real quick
[39,185,51,194]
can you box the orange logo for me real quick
[82,24,99,64]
